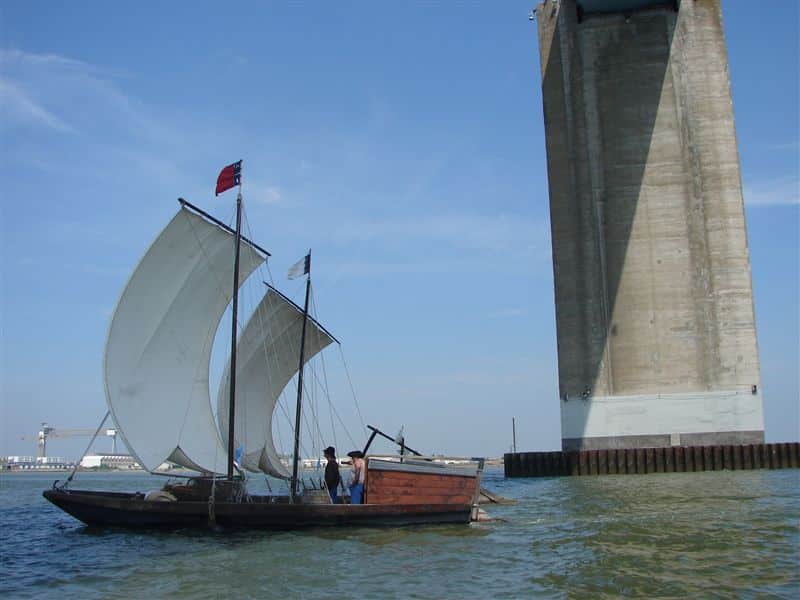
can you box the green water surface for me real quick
[1,467,798,598]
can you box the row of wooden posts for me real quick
[504,442,800,477]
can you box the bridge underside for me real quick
[576,0,679,16]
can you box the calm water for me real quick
[1,468,798,599]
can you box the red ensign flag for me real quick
[215,160,242,196]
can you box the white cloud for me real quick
[0,50,94,89]
[489,308,527,319]
[331,213,549,255]
[1,49,94,71]
[263,187,282,204]
[0,78,74,133]
[0,47,209,198]
[0,48,173,145]
[213,49,248,67]
[242,182,282,205]
[321,212,551,279]
[765,140,799,151]
[330,258,480,278]
[743,177,800,207]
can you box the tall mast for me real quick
[290,258,311,501]
[226,187,243,481]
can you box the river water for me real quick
[1,468,798,598]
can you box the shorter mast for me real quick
[227,187,243,481]
[290,254,312,501]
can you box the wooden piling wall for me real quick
[504,442,800,477]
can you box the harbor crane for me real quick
[26,423,118,458]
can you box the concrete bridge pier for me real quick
[535,0,764,452]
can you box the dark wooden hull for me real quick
[42,489,473,530]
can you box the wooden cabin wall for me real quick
[365,469,476,506]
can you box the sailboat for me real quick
[43,171,485,530]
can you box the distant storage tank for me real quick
[535,0,764,450]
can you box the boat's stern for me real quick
[364,456,484,519]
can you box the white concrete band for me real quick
[561,389,765,441]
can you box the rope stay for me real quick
[57,411,110,488]
[204,206,368,491]
[339,344,367,432]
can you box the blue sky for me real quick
[1,2,797,460]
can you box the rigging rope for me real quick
[309,292,341,452]
[216,204,275,473]
[208,204,360,488]
[59,411,109,488]
[339,344,366,432]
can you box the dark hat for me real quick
[347,450,364,459]
[324,446,336,457]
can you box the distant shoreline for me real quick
[1,468,182,476]
[2,457,505,476]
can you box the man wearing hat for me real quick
[347,450,365,504]
[323,446,341,503]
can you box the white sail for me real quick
[217,289,335,479]
[104,207,265,473]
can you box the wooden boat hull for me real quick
[42,489,473,530]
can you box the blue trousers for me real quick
[350,483,364,504]
[329,487,338,504]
